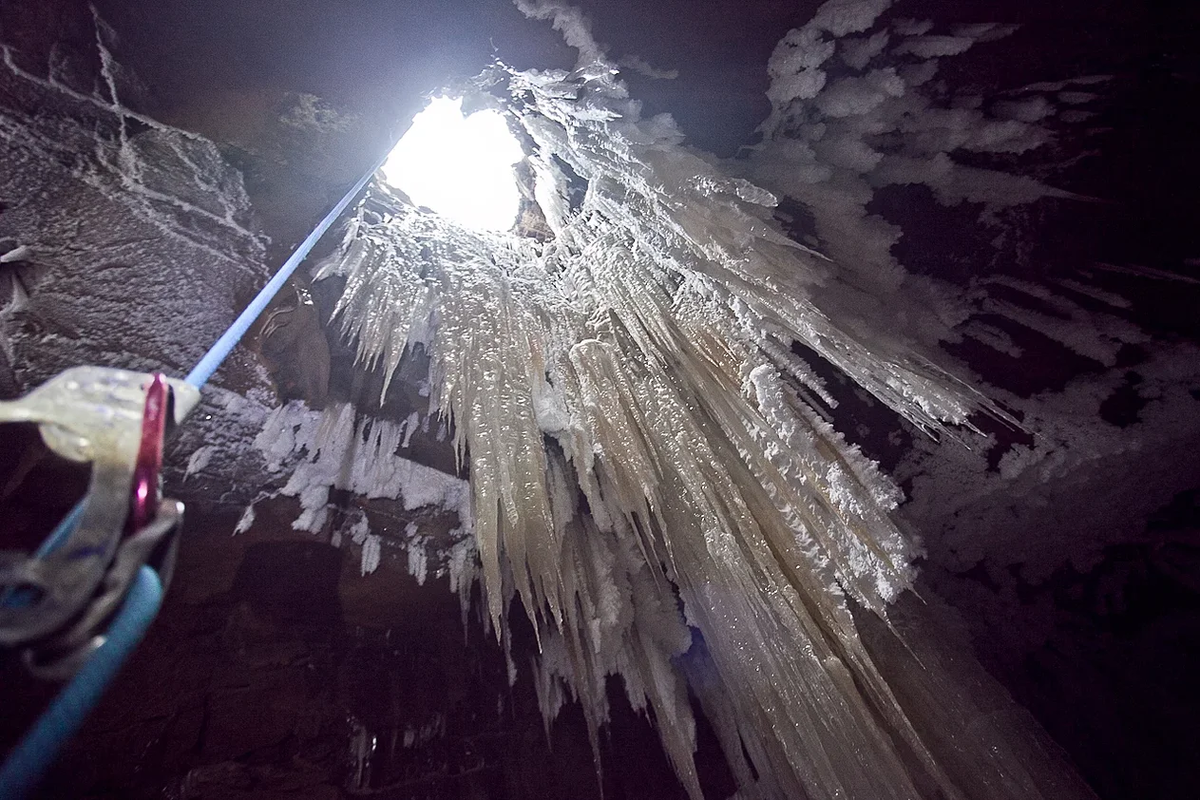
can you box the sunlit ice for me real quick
[381,96,524,232]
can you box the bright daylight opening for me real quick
[381,96,524,232]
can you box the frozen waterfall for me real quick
[257,2,1101,798]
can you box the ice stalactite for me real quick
[261,1,1098,797]
[250,400,477,608]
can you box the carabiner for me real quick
[0,367,199,648]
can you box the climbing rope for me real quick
[185,152,387,390]
[0,149,391,799]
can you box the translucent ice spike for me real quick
[306,44,1091,800]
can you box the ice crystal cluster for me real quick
[741,0,1090,370]
[268,1,1099,797]
[250,400,477,607]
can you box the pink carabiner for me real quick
[127,373,168,534]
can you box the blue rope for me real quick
[23,155,386,565]
[1,153,388,799]
[0,567,163,800]
[30,503,83,560]
[186,152,388,389]
[24,155,386,566]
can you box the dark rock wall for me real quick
[0,3,268,390]
[8,507,716,800]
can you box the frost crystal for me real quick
[253,401,472,533]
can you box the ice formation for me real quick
[261,1,1103,797]
[253,401,471,530]
[248,400,476,595]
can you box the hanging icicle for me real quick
[260,2,1098,797]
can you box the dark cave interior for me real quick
[2,1,1200,798]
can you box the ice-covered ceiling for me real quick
[2,1,1199,799]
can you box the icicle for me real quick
[233,504,256,535]
[267,3,1100,797]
